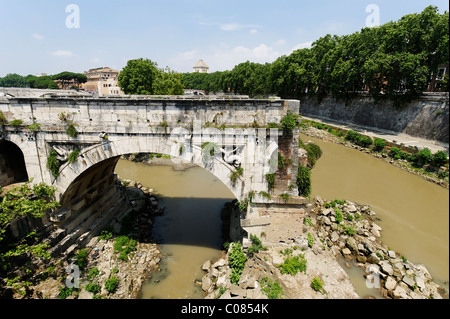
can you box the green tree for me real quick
[154,67,184,95]
[118,58,184,95]
[118,58,160,95]
[0,73,27,87]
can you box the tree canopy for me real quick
[118,58,184,95]
[179,6,449,103]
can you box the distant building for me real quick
[81,67,123,95]
[428,64,449,92]
[193,60,209,74]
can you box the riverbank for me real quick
[299,119,449,189]
[16,181,163,299]
[201,197,447,299]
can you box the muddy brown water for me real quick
[301,133,449,292]
[115,132,449,298]
[115,161,234,299]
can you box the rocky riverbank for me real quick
[22,180,163,299]
[200,197,448,299]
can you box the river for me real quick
[114,161,234,299]
[301,133,449,291]
[114,133,449,298]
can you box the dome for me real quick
[193,60,209,73]
[194,59,209,68]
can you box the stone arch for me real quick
[54,136,247,204]
[0,139,29,187]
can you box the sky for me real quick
[0,0,448,77]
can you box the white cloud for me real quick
[32,33,44,40]
[290,41,313,53]
[275,39,286,46]
[250,29,259,35]
[50,50,76,57]
[200,22,261,32]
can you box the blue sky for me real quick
[0,0,448,77]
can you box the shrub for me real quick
[58,287,75,299]
[230,166,244,186]
[296,166,312,197]
[280,193,291,202]
[278,152,287,169]
[114,236,137,261]
[280,112,299,135]
[46,149,61,178]
[345,130,361,143]
[104,276,119,293]
[0,111,7,125]
[357,136,373,148]
[305,143,322,168]
[412,148,432,167]
[87,267,100,281]
[67,150,80,163]
[259,191,272,200]
[307,233,314,248]
[260,277,284,299]
[277,253,307,275]
[66,124,78,138]
[27,122,41,132]
[311,276,324,292]
[432,150,448,167]
[229,242,246,284]
[85,282,101,294]
[265,173,276,192]
[389,147,411,161]
[9,119,23,127]
[373,138,386,152]
[247,234,266,257]
[334,207,343,224]
[75,249,88,270]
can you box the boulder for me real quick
[392,285,408,299]
[330,231,339,243]
[388,250,396,259]
[402,275,416,288]
[370,223,382,237]
[341,248,351,256]
[202,274,213,292]
[384,276,397,291]
[346,237,358,252]
[229,284,246,297]
[212,258,227,269]
[202,260,211,271]
[380,261,394,276]
[347,205,357,213]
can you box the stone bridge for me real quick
[0,89,306,255]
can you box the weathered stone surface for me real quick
[385,276,397,291]
[402,275,416,288]
[380,261,394,276]
[202,260,211,271]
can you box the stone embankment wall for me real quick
[299,93,449,144]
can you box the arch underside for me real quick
[56,137,248,206]
[0,140,29,187]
